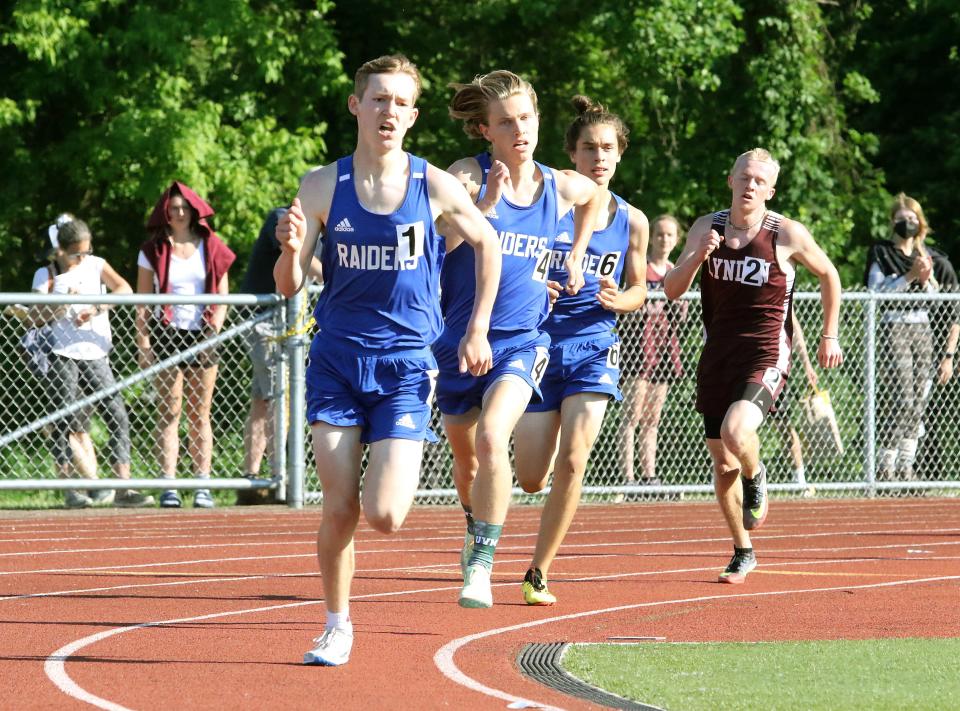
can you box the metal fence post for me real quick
[285,290,307,509]
[864,294,877,492]
[272,304,288,502]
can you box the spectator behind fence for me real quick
[236,206,322,505]
[864,192,959,482]
[619,214,686,494]
[29,214,154,508]
[136,181,236,509]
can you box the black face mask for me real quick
[894,219,920,239]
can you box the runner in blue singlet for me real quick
[274,55,500,667]
[442,70,602,609]
[513,96,650,605]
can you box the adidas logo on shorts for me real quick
[395,413,416,429]
[507,358,526,371]
[334,218,354,232]
[598,373,613,385]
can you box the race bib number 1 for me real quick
[396,221,426,261]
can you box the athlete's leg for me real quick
[706,436,750,549]
[530,393,608,576]
[471,378,535,525]
[719,399,764,480]
[638,381,669,480]
[361,438,424,534]
[442,409,481,509]
[311,422,363,616]
[514,411,561,494]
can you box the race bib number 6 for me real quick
[606,341,621,369]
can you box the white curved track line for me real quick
[44,581,468,709]
[433,574,960,709]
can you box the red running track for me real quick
[1,498,958,709]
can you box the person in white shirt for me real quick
[30,215,154,508]
[135,182,235,509]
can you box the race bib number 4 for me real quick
[531,346,550,386]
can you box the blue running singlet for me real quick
[440,152,558,342]
[544,194,630,340]
[313,153,444,351]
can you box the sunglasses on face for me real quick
[64,249,94,261]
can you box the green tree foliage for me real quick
[0,1,348,288]
[835,0,960,267]
[1,1,953,292]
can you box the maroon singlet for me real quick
[695,210,795,416]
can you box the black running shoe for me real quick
[741,463,768,531]
[718,548,757,584]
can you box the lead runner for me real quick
[663,148,843,583]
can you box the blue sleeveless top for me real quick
[313,153,444,351]
[440,152,558,342]
[544,193,630,339]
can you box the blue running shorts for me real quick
[527,333,622,413]
[433,330,551,416]
[306,337,438,444]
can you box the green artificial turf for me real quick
[563,638,960,710]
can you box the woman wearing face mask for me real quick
[864,193,960,482]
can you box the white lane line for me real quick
[433,574,960,709]
[6,522,960,561]
[6,535,960,581]
[43,581,466,711]
[38,541,960,709]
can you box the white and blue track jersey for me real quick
[313,153,444,351]
[545,194,630,340]
[440,152,558,342]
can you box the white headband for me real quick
[47,213,73,249]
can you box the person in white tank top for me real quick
[28,215,153,509]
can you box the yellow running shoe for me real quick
[521,567,556,606]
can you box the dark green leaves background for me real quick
[1,0,956,289]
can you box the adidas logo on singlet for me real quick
[334,218,354,232]
[485,205,499,220]
[395,413,416,429]
[555,231,572,244]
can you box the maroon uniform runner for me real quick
[696,209,795,417]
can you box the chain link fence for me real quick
[2,290,958,507]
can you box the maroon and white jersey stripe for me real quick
[699,210,794,373]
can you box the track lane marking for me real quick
[433,574,960,709]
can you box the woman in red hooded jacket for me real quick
[135,181,235,508]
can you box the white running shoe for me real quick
[459,564,493,608]
[460,530,474,578]
[303,627,353,666]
